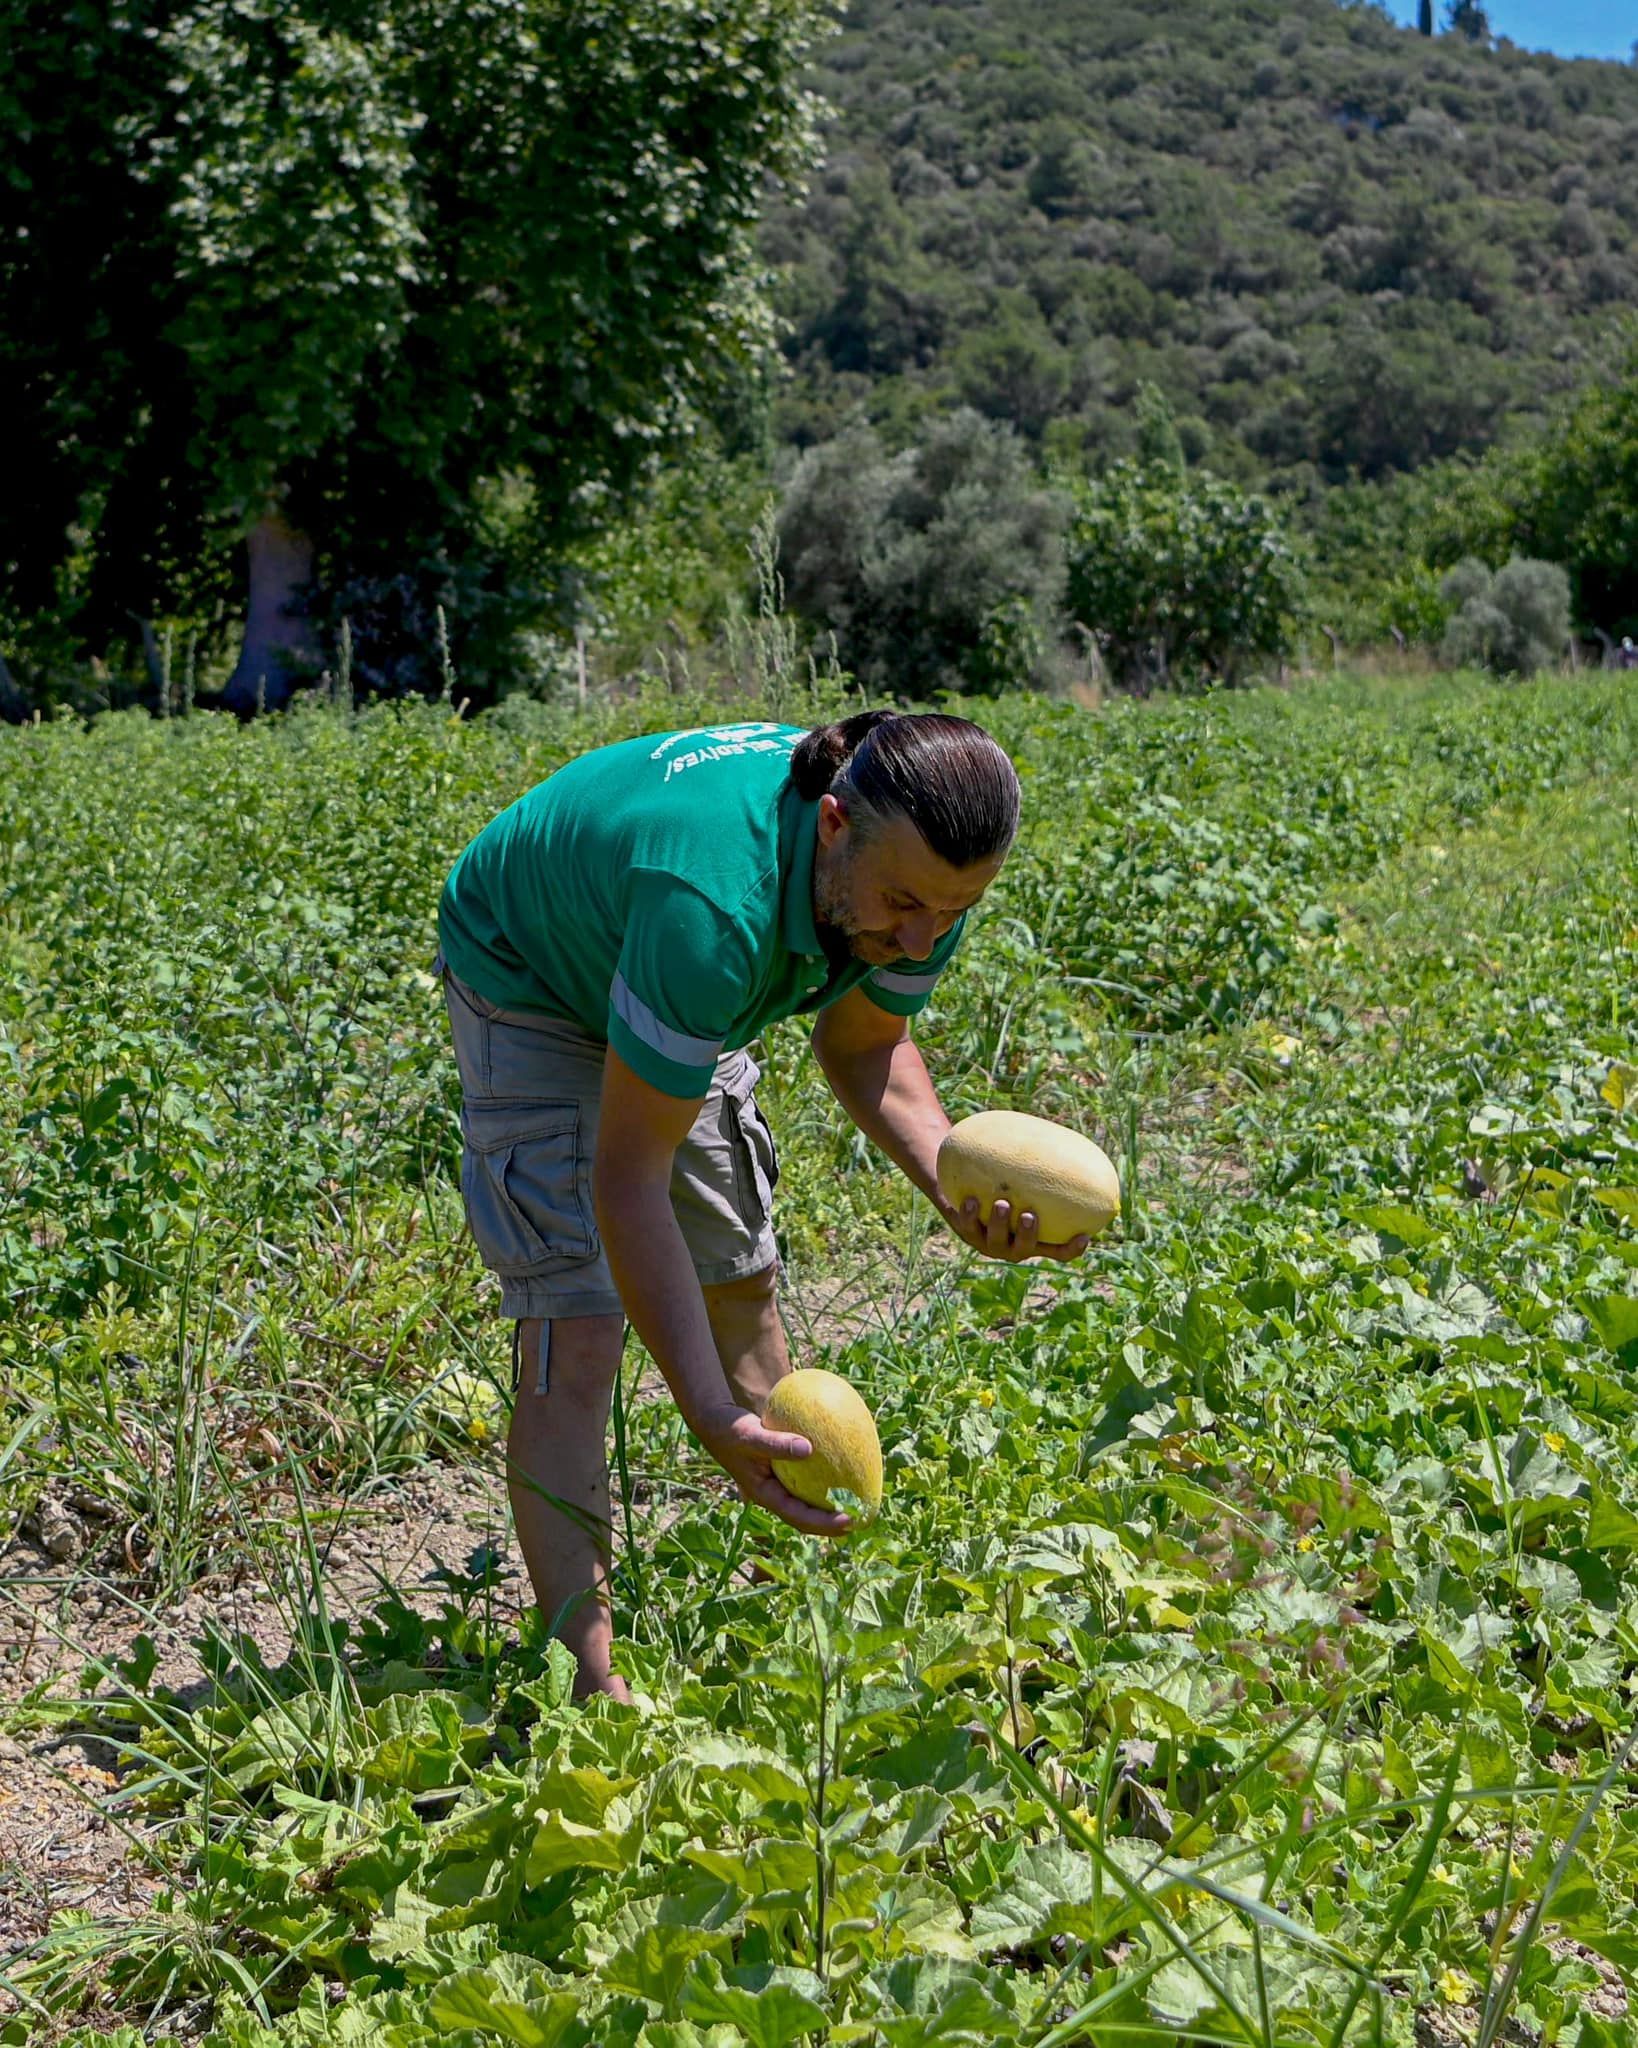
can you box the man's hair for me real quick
[789,710,1021,867]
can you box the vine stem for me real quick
[812,1620,830,1980]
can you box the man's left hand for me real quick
[946,1196,1090,1263]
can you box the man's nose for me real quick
[894,914,938,959]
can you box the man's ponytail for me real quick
[788,709,896,800]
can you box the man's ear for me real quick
[816,792,849,850]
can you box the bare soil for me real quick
[1,1456,524,1994]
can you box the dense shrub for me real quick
[1065,462,1306,691]
[1441,555,1571,674]
[775,409,1067,697]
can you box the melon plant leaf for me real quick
[1350,1202,1443,1246]
[358,1693,468,1792]
[425,1961,584,2047]
[637,2027,747,2048]
[513,1640,579,1718]
[874,1877,976,1960]
[601,1926,733,2015]
[967,1839,1104,1950]
[866,1958,1021,2045]
[679,1955,827,2046]
[1586,1293,1638,1367]
[367,1885,440,1962]
[881,1789,956,1864]
[1082,1356,1178,1459]
[524,1803,641,1882]
[869,1722,1009,1804]
[685,1836,814,1903]
[688,1738,808,1805]
[1586,1489,1638,1552]
[1603,1062,1638,1112]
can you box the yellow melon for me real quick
[937,1110,1120,1244]
[762,1368,883,1520]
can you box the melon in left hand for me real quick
[762,1368,883,1520]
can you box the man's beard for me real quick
[813,844,891,973]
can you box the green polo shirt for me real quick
[437,720,967,1097]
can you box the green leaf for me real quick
[680,1956,827,2046]
[1586,1293,1638,1367]
[968,1840,1105,1951]
[874,1878,976,1962]
[1591,1187,1638,1224]
[685,1837,813,1903]
[637,2028,745,2048]
[358,1693,467,1792]
[882,1790,955,1865]
[1586,1488,1638,1552]
[868,1959,1022,2046]
[688,1738,808,1806]
[602,1926,732,2016]
[524,1799,641,1883]
[514,1640,579,1717]
[1351,1203,1441,1247]
[426,1962,582,2047]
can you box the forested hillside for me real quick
[764,0,1638,485]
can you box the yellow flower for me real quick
[1296,1535,1316,1553]
[1437,1968,1475,2007]
[977,1389,996,1409]
[1433,1863,1455,1885]
[1543,1431,1565,1453]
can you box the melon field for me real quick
[4,669,1638,2047]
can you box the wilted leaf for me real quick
[1602,1061,1638,1112]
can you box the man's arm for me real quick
[810,986,950,1207]
[593,1044,850,1535]
[811,987,1088,1262]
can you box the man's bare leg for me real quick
[509,1267,789,1699]
[701,1263,790,1412]
[509,1313,629,1702]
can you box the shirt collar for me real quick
[780,785,824,959]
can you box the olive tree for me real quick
[1441,556,1570,675]
[0,0,828,709]
[775,410,1068,698]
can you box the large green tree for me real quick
[0,0,828,709]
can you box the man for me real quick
[435,708,1087,1700]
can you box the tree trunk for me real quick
[0,645,28,722]
[223,510,321,714]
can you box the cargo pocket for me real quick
[722,1069,780,1235]
[459,1102,597,1275]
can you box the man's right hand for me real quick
[691,1403,853,1538]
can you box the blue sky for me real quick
[1381,1,1636,60]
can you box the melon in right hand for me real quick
[937,1110,1121,1243]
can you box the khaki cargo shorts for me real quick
[435,955,780,1324]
